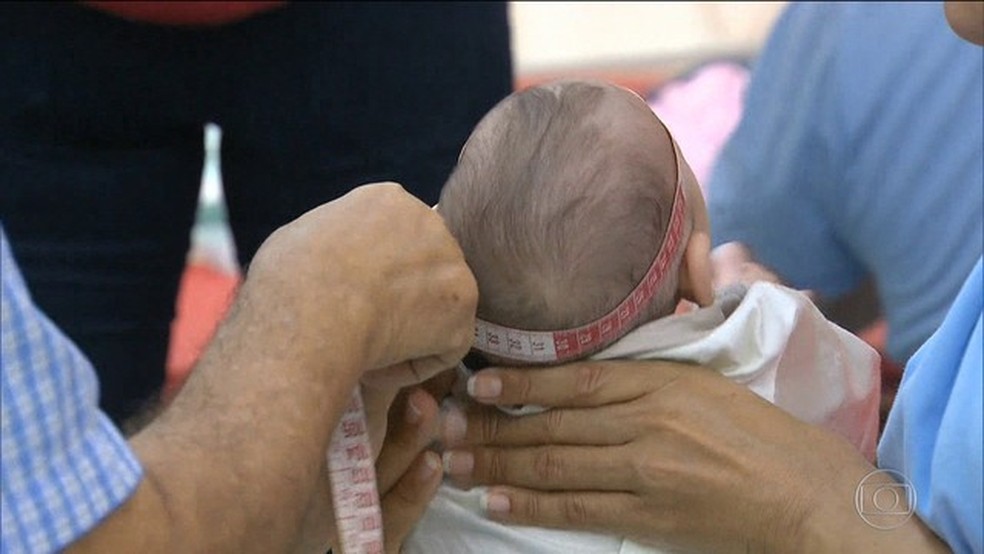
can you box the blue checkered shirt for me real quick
[1,229,142,553]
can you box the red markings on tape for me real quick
[328,389,383,554]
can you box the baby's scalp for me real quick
[439,80,694,360]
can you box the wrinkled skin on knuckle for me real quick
[573,363,611,399]
[563,494,593,527]
[515,372,535,405]
[520,491,543,521]
[485,449,507,483]
[479,411,502,445]
[533,448,567,483]
[544,409,567,442]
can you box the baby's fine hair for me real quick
[439,80,691,339]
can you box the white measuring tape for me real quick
[327,202,446,553]
[327,389,383,554]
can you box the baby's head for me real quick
[439,80,712,365]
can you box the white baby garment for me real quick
[404,283,880,554]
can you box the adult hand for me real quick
[246,182,478,388]
[375,387,444,553]
[370,371,457,552]
[711,241,782,290]
[70,183,475,554]
[293,387,443,554]
[440,361,948,553]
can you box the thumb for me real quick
[362,353,461,390]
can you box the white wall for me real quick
[509,2,787,75]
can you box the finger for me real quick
[376,388,439,493]
[420,367,457,403]
[712,242,751,289]
[739,262,781,286]
[361,384,399,458]
[409,351,466,385]
[442,445,637,492]
[466,360,694,408]
[479,487,642,538]
[363,351,463,390]
[382,451,443,554]
[362,360,443,390]
[443,401,634,448]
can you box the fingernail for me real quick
[481,492,511,515]
[441,451,474,476]
[441,402,467,445]
[467,374,502,400]
[406,393,424,425]
[417,451,441,483]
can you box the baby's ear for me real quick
[677,161,714,307]
[678,229,714,307]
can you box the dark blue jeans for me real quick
[0,2,512,425]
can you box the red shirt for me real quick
[82,1,287,26]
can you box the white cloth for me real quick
[405,283,880,553]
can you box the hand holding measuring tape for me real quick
[248,183,475,553]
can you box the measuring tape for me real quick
[328,389,384,554]
[328,204,446,553]
[471,177,687,364]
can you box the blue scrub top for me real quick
[708,2,984,363]
[879,258,983,553]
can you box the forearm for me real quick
[70,278,367,553]
[794,448,950,554]
[65,183,477,552]
[763,422,951,554]
[800,508,950,553]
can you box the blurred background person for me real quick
[707,2,983,369]
[0,2,512,425]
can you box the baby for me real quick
[405,80,880,553]
[441,79,712,367]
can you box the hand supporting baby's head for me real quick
[439,80,711,363]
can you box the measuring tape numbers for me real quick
[327,389,384,554]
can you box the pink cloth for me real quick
[649,62,750,191]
